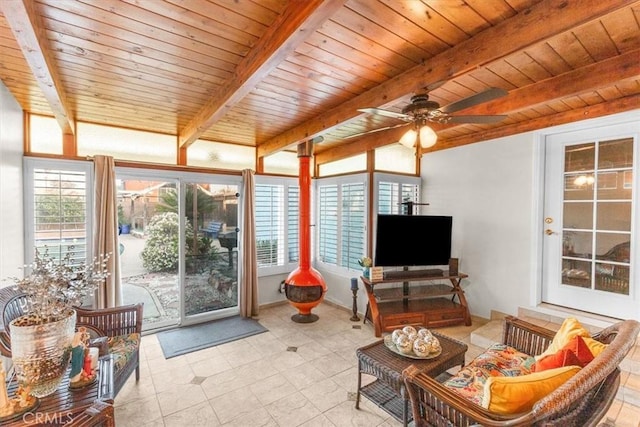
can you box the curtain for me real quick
[240,169,259,317]
[93,155,122,308]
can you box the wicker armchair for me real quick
[0,286,143,398]
[402,316,640,427]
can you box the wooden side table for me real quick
[1,355,115,426]
[356,332,467,427]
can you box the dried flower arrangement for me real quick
[12,247,110,325]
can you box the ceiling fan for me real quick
[357,87,508,149]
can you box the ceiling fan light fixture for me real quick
[419,125,437,148]
[399,128,417,148]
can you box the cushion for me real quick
[536,318,592,360]
[108,333,141,372]
[582,336,608,357]
[443,344,535,405]
[482,365,581,414]
[532,336,594,372]
[531,348,582,372]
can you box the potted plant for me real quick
[358,256,373,278]
[9,247,109,397]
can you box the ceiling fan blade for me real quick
[344,122,410,139]
[440,87,508,114]
[446,115,508,124]
[358,108,411,121]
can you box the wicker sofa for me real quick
[402,316,640,426]
[0,286,143,398]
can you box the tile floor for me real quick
[113,303,639,426]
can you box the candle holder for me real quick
[350,278,360,321]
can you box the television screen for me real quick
[374,214,452,267]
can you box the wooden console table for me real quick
[2,355,114,426]
[362,270,471,337]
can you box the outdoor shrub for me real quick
[141,212,220,273]
[141,212,182,272]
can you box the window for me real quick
[254,177,299,273]
[77,123,176,165]
[24,158,94,266]
[376,173,421,215]
[316,174,367,270]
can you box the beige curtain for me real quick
[240,169,259,317]
[93,155,122,308]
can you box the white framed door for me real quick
[542,121,640,319]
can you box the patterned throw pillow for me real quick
[443,344,535,405]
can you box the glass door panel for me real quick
[183,182,239,320]
[117,178,180,331]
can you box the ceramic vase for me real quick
[10,310,76,397]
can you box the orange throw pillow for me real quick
[561,335,595,366]
[532,336,594,372]
[531,348,582,372]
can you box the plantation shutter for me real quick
[378,181,420,214]
[341,183,365,269]
[318,184,338,264]
[255,184,284,267]
[287,185,299,263]
[25,159,93,267]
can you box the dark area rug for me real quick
[157,315,268,359]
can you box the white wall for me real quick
[0,82,24,284]
[421,133,537,319]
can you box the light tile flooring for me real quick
[113,303,639,426]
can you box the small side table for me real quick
[2,355,115,427]
[355,332,467,427]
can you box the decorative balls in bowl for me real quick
[384,327,441,358]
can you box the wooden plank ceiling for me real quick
[0,0,638,169]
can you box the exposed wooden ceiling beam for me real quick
[445,50,640,117]
[178,0,346,149]
[1,0,74,134]
[436,95,640,150]
[315,48,640,165]
[258,0,638,158]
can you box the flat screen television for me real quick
[374,214,452,267]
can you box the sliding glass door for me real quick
[117,169,240,330]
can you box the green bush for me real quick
[141,212,220,273]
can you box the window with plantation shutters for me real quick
[378,180,420,215]
[24,159,93,267]
[288,186,299,264]
[318,184,338,264]
[317,175,367,269]
[254,177,299,272]
[255,184,284,267]
[341,183,365,269]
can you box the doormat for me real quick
[156,315,268,359]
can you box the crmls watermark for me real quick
[22,411,74,425]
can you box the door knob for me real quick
[545,229,556,235]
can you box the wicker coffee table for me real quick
[356,332,467,426]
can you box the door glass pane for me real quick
[184,182,239,317]
[599,138,633,168]
[118,179,180,331]
[562,258,591,288]
[596,202,631,231]
[563,230,592,258]
[561,138,632,296]
[563,202,593,229]
[565,143,595,171]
